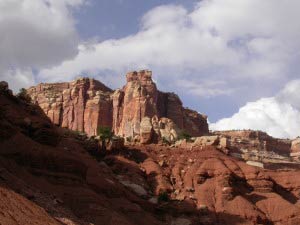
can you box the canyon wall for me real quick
[28,78,113,136]
[28,70,209,140]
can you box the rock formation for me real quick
[28,78,113,136]
[3,81,300,225]
[214,130,292,155]
[173,130,298,167]
[112,70,208,141]
[28,70,209,141]
[291,138,300,152]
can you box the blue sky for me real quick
[74,0,196,40]
[73,0,240,120]
[1,0,300,138]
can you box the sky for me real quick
[0,0,300,139]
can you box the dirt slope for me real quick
[1,84,300,225]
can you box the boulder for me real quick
[109,136,125,150]
[0,81,8,91]
[291,138,300,153]
[219,137,229,148]
[140,117,153,144]
[157,117,179,143]
[193,136,219,147]
[0,81,12,95]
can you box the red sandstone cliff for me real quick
[3,77,300,225]
[28,70,209,141]
[2,82,300,224]
[112,70,208,141]
[28,78,113,136]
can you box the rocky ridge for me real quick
[2,82,300,224]
[28,70,209,143]
[174,130,300,168]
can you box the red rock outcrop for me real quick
[214,130,292,155]
[28,78,113,136]
[3,81,300,225]
[112,70,209,140]
[0,83,172,225]
[28,70,209,141]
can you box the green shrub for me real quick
[97,126,113,151]
[178,131,192,142]
[17,88,31,103]
[97,126,113,140]
[126,136,133,142]
[162,137,170,145]
[158,192,169,202]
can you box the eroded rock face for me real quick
[291,138,300,153]
[28,78,113,136]
[112,70,159,138]
[214,130,292,155]
[28,70,209,141]
[112,70,209,140]
[3,83,300,225]
[155,117,179,143]
[140,117,153,144]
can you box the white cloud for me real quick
[211,80,300,139]
[37,3,241,88]
[36,0,300,95]
[176,79,235,98]
[1,0,300,137]
[1,69,35,93]
[0,0,84,91]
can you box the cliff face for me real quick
[28,78,113,136]
[112,70,208,141]
[3,78,300,225]
[112,70,159,138]
[28,70,209,140]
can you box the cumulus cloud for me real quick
[1,0,299,138]
[37,0,300,93]
[38,4,239,87]
[211,80,300,139]
[1,69,35,92]
[176,79,235,98]
[0,0,84,92]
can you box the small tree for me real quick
[158,192,169,202]
[97,126,113,152]
[17,88,31,103]
[178,130,192,142]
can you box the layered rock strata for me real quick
[28,71,209,141]
[112,70,208,141]
[28,78,113,136]
[214,130,292,155]
[3,81,300,225]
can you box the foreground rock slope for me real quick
[27,70,209,141]
[2,81,300,224]
[0,82,168,225]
